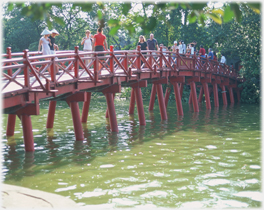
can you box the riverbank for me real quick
[2,184,79,209]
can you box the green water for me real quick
[2,98,262,208]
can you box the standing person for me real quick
[185,44,191,57]
[137,35,148,51]
[199,45,206,58]
[38,28,51,55]
[137,35,148,66]
[93,28,108,71]
[181,41,186,54]
[171,41,178,56]
[208,48,214,60]
[147,33,158,52]
[81,30,93,66]
[213,51,217,61]
[178,40,183,54]
[220,53,226,64]
[192,41,197,52]
[190,44,195,57]
[49,29,59,54]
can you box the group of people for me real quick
[38,28,227,68]
[136,33,227,65]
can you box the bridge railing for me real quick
[2,46,240,95]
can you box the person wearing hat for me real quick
[49,29,59,54]
[172,41,178,55]
[38,28,52,55]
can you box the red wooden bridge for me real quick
[2,46,243,152]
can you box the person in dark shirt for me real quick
[208,48,214,60]
[137,35,148,52]
[147,33,158,51]
[49,29,59,54]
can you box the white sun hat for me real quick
[41,28,52,35]
[174,41,177,44]
[51,29,59,35]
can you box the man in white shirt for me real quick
[220,53,226,64]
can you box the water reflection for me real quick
[23,152,35,176]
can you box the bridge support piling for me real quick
[21,114,35,152]
[105,93,119,132]
[6,114,16,136]
[229,87,235,104]
[220,85,228,105]
[189,91,192,104]
[82,92,92,123]
[165,86,171,108]
[190,81,199,112]
[179,83,184,98]
[149,84,157,111]
[105,93,115,118]
[213,83,219,107]
[46,101,57,129]
[133,87,146,125]
[198,86,204,103]
[70,102,84,140]
[129,88,135,115]
[202,83,211,110]
[172,82,184,116]
[156,84,168,120]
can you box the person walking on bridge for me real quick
[38,28,51,55]
[81,30,93,66]
[147,34,158,54]
[49,29,59,54]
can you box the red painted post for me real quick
[70,102,84,140]
[105,93,115,118]
[50,57,55,82]
[172,82,184,116]
[220,85,228,105]
[198,86,204,103]
[74,46,79,78]
[156,83,168,120]
[110,45,114,73]
[159,46,163,68]
[229,87,235,104]
[7,47,12,76]
[149,52,153,68]
[133,87,146,125]
[23,50,29,88]
[149,84,157,111]
[176,49,180,68]
[21,115,34,152]
[46,101,57,128]
[129,88,135,114]
[190,81,199,112]
[180,83,184,98]
[165,87,171,108]
[6,114,16,136]
[137,45,141,70]
[202,83,211,109]
[213,83,219,107]
[189,91,192,104]
[105,93,119,132]
[81,92,92,123]
[94,54,98,82]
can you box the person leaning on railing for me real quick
[137,35,148,66]
[81,30,93,66]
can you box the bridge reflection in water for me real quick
[2,45,243,152]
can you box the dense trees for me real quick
[2,2,260,104]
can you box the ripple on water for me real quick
[233,191,263,202]
[204,179,231,186]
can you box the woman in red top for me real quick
[213,51,217,61]
[93,28,108,57]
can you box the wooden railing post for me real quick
[137,45,141,71]
[110,45,114,73]
[74,46,79,79]
[176,49,180,68]
[23,49,29,88]
[94,54,98,82]
[7,47,12,76]
[159,46,162,69]
[193,53,196,69]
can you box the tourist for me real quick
[213,51,217,61]
[190,44,195,56]
[208,48,214,60]
[220,53,226,64]
[93,28,108,72]
[185,45,191,57]
[81,30,93,66]
[172,41,178,56]
[192,41,197,52]
[181,41,186,54]
[199,45,206,58]
[137,35,148,52]
[147,33,158,51]
[137,35,148,65]
[49,29,59,54]
[93,28,108,56]
[178,40,183,54]
[38,28,51,55]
